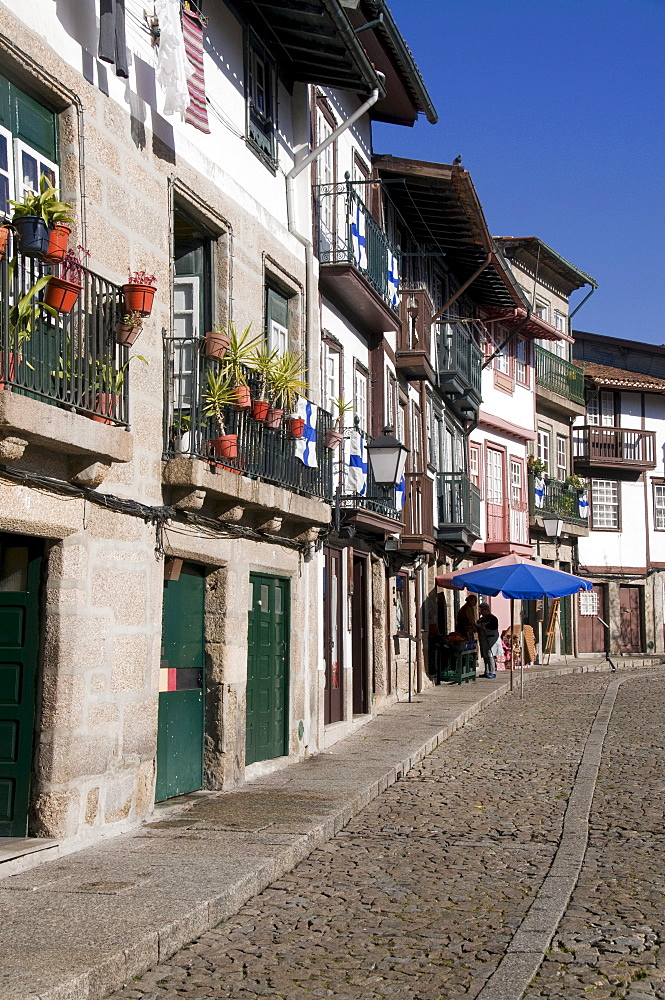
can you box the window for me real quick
[535,299,549,323]
[411,404,422,472]
[510,459,522,504]
[587,391,615,427]
[556,435,567,481]
[246,35,277,166]
[354,366,368,431]
[397,401,406,447]
[265,286,289,355]
[395,574,408,635]
[514,338,529,385]
[591,479,620,529]
[486,448,504,504]
[495,343,510,374]
[322,340,340,413]
[316,103,336,244]
[0,73,59,216]
[426,398,434,466]
[172,210,214,413]
[654,484,665,530]
[554,310,567,335]
[469,444,480,488]
[434,416,443,471]
[537,428,551,475]
[386,370,396,430]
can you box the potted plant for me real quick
[45,245,89,313]
[325,396,353,449]
[122,268,157,316]
[115,310,144,347]
[565,474,588,491]
[0,221,13,261]
[1,273,55,389]
[204,326,231,361]
[221,323,262,409]
[249,344,279,421]
[527,454,547,480]
[10,186,50,257]
[271,350,309,437]
[90,354,148,424]
[40,180,75,263]
[203,367,239,459]
[172,411,192,454]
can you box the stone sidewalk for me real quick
[0,657,657,1000]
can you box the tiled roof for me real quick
[583,361,665,391]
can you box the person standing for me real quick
[455,593,478,639]
[476,602,500,678]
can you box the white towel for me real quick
[155,0,194,117]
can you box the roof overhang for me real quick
[373,156,528,311]
[494,237,597,295]
[228,0,383,94]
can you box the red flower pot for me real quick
[324,427,343,449]
[89,393,118,424]
[209,434,238,459]
[231,385,251,410]
[0,227,10,262]
[0,351,17,390]
[44,275,83,313]
[265,407,283,429]
[42,224,71,264]
[251,399,270,422]
[122,283,156,316]
[115,322,142,347]
[204,330,231,360]
[287,417,305,439]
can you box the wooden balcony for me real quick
[400,472,435,554]
[436,472,481,549]
[573,425,656,470]
[485,499,531,556]
[395,288,435,383]
[437,321,482,421]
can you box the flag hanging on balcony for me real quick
[395,474,406,511]
[578,489,589,519]
[534,476,545,509]
[294,396,318,468]
[347,429,367,496]
[387,251,400,309]
[350,199,367,270]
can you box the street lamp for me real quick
[541,512,563,539]
[366,427,410,487]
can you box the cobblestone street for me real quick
[109,671,665,1000]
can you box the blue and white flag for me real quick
[346,428,367,496]
[534,476,545,510]
[387,250,400,310]
[294,396,318,468]
[395,474,406,511]
[578,490,589,519]
[350,199,367,270]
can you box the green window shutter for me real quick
[0,76,9,132]
[0,73,58,162]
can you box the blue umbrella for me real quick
[452,560,592,600]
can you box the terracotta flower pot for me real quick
[265,406,283,429]
[42,224,71,264]
[324,427,343,449]
[251,399,270,422]
[44,275,83,313]
[209,434,238,459]
[89,393,118,424]
[122,283,156,316]
[204,330,231,361]
[231,385,251,410]
[115,322,142,347]
[0,351,17,390]
[0,227,10,262]
[287,417,305,439]
[13,216,50,257]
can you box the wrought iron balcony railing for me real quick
[438,321,483,399]
[164,337,333,500]
[337,429,402,522]
[572,425,656,469]
[534,345,585,404]
[315,182,401,313]
[527,473,588,527]
[0,241,129,425]
[437,472,481,538]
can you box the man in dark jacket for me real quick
[455,594,478,639]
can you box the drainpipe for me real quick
[286,79,383,402]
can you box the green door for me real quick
[246,575,289,765]
[0,534,42,838]
[156,563,205,802]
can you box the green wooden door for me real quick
[156,564,205,802]
[246,575,289,765]
[0,535,42,838]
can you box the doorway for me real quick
[351,554,369,715]
[246,574,289,765]
[577,584,606,653]
[156,563,206,802]
[323,547,343,725]
[0,534,42,837]
[619,585,642,653]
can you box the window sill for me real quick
[245,137,277,174]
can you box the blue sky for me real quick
[372,0,665,344]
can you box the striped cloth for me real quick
[182,7,210,133]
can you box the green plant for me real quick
[271,349,309,413]
[119,311,143,330]
[94,354,148,394]
[7,271,57,349]
[203,368,237,435]
[221,323,262,388]
[172,411,192,436]
[10,173,74,226]
[330,396,353,429]
[565,474,588,490]
[527,455,546,478]
[250,343,279,401]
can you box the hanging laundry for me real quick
[182,7,211,133]
[534,476,545,509]
[98,0,129,79]
[294,397,318,469]
[155,0,194,117]
[578,489,589,519]
[347,429,367,496]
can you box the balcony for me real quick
[316,183,401,336]
[337,431,402,534]
[534,345,585,415]
[0,246,132,472]
[437,321,483,420]
[527,473,589,535]
[400,472,435,554]
[485,497,531,556]
[436,472,481,549]
[395,287,435,383]
[573,425,656,471]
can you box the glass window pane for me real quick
[0,134,7,172]
[21,150,38,193]
[0,546,29,592]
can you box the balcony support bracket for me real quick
[69,460,112,489]
[0,436,28,463]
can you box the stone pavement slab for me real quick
[0,657,659,1000]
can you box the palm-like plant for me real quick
[251,343,280,401]
[221,323,263,388]
[203,368,238,436]
[271,350,309,413]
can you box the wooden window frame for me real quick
[245,31,278,171]
[514,337,530,388]
[653,480,665,531]
[590,478,621,532]
[469,442,481,490]
[556,433,567,482]
[537,426,551,476]
[353,361,369,434]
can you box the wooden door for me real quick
[246,575,289,764]
[619,585,642,653]
[156,564,205,802]
[577,585,606,653]
[486,448,506,542]
[351,554,369,715]
[0,535,42,837]
[323,547,343,725]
